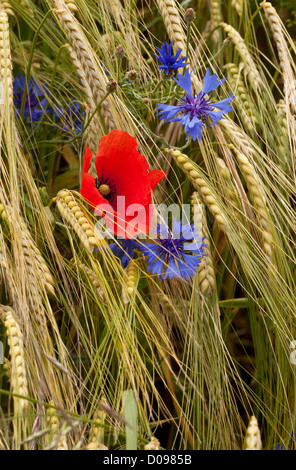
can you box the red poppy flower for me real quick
[80,129,166,238]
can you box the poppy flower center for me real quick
[95,175,117,203]
[98,184,110,196]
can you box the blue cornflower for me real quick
[156,68,234,141]
[54,101,85,134]
[13,74,49,122]
[109,238,142,268]
[155,42,187,76]
[142,220,206,280]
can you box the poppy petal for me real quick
[95,130,151,209]
[80,172,106,208]
[148,169,166,190]
[83,146,93,173]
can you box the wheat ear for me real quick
[0,11,13,111]
[243,415,262,450]
[144,437,161,450]
[224,63,258,133]
[219,117,257,157]
[122,259,139,305]
[46,402,68,450]
[0,305,29,413]
[0,1,14,16]
[191,192,216,296]
[84,442,109,450]
[88,399,108,445]
[166,148,226,231]
[52,1,116,130]
[230,146,273,259]
[64,0,77,12]
[0,228,17,303]
[0,204,55,297]
[220,22,261,90]
[232,0,244,16]
[276,99,289,165]
[70,258,106,302]
[156,0,186,55]
[210,0,222,43]
[216,156,243,223]
[56,190,102,253]
[262,2,296,112]
[65,44,101,156]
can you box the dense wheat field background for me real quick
[0,0,295,450]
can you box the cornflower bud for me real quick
[184,8,196,23]
[115,45,125,59]
[126,70,138,81]
[106,80,117,93]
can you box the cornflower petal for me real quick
[202,68,226,94]
[157,67,234,141]
[156,104,182,122]
[155,42,187,75]
[173,68,193,95]
[13,74,50,123]
[142,220,206,280]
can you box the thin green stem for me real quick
[81,91,111,136]
[244,3,265,43]
[186,23,191,58]
[20,9,53,120]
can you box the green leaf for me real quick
[122,389,137,450]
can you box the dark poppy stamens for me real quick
[95,175,117,203]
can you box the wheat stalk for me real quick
[0,305,29,413]
[219,117,258,158]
